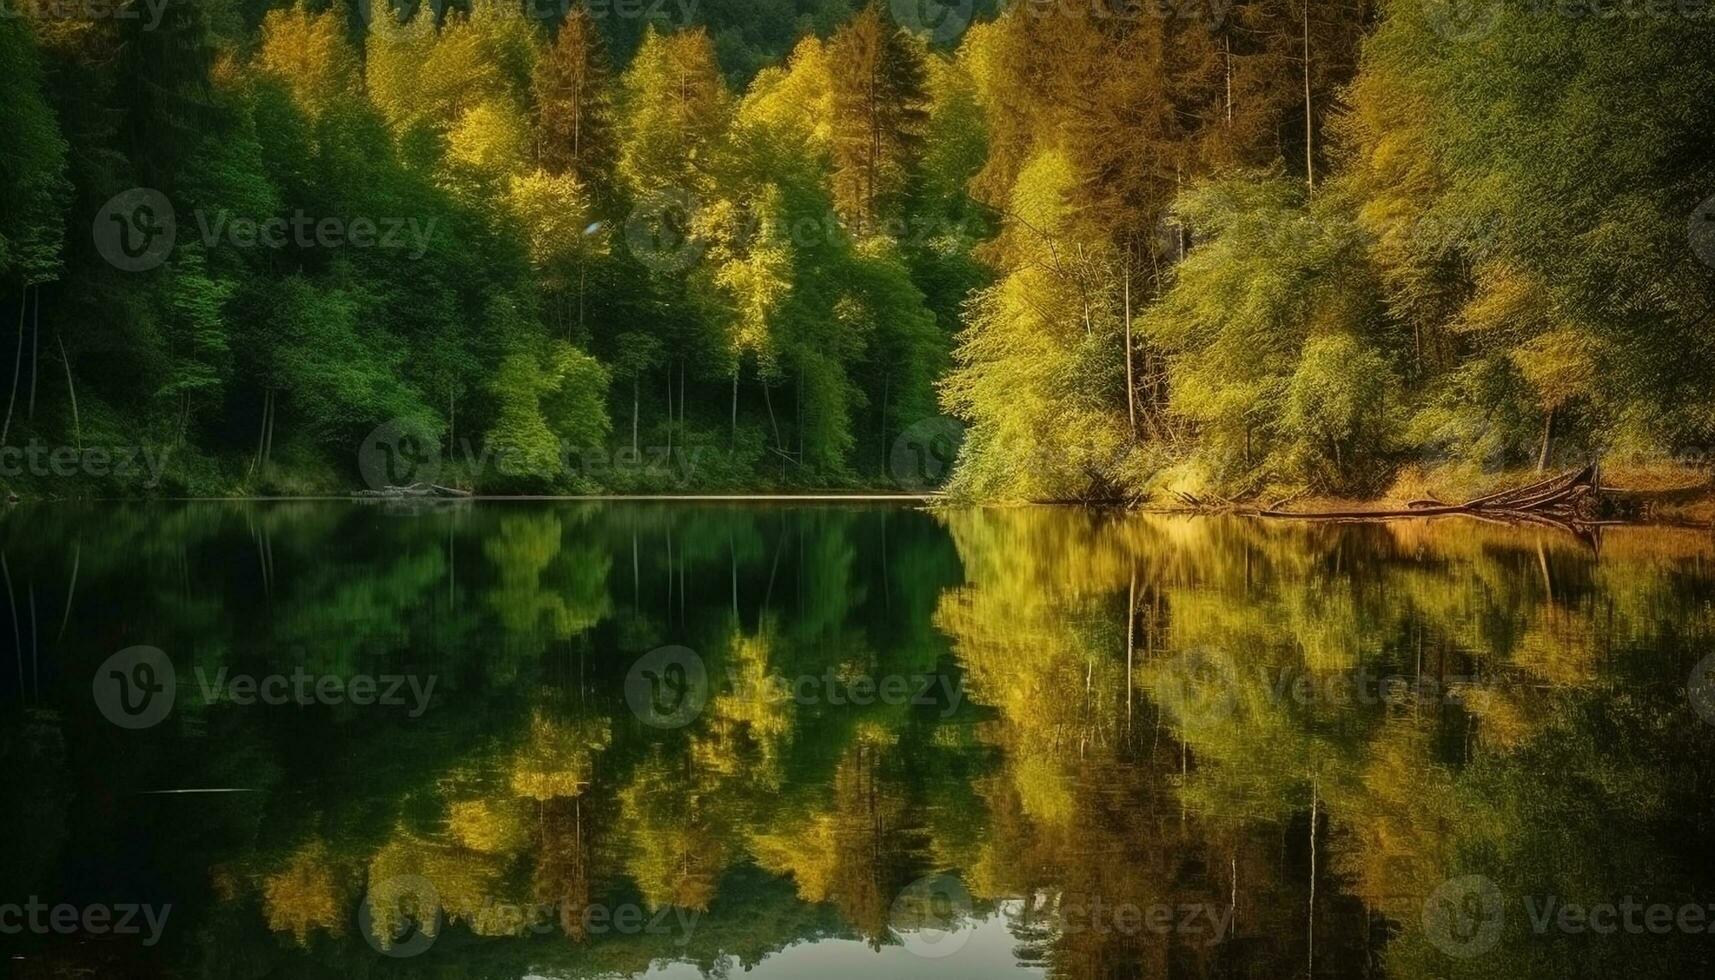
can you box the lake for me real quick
[2,502,1714,978]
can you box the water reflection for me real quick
[1,504,1712,978]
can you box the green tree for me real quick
[827,2,927,237]
[533,9,617,197]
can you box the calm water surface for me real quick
[2,503,1714,978]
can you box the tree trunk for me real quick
[762,381,778,451]
[1124,261,1137,439]
[730,367,739,450]
[57,333,79,449]
[249,390,269,476]
[1224,33,1232,125]
[631,375,639,455]
[1537,405,1554,472]
[263,390,277,469]
[762,378,783,470]
[1307,778,1318,977]
[28,285,40,419]
[2,554,18,693]
[878,370,889,477]
[1126,564,1136,730]
[1,287,26,447]
[1302,0,1315,197]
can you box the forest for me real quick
[0,0,1712,499]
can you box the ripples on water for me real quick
[2,503,1713,978]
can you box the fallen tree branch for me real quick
[353,483,472,499]
[1256,464,1600,523]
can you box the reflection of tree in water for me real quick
[483,510,614,659]
[6,506,1715,978]
[619,749,733,913]
[749,739,930,947]
[829,742,925,947]
[261,838,346,944]
[939,509,1715,980]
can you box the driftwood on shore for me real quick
[1255,464,1601,526]
[352,482,472,500]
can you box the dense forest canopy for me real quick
[0,0,1711,498]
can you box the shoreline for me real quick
[3,491,1711,528]
[4,464,1712,526]
[4,492,945,504]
